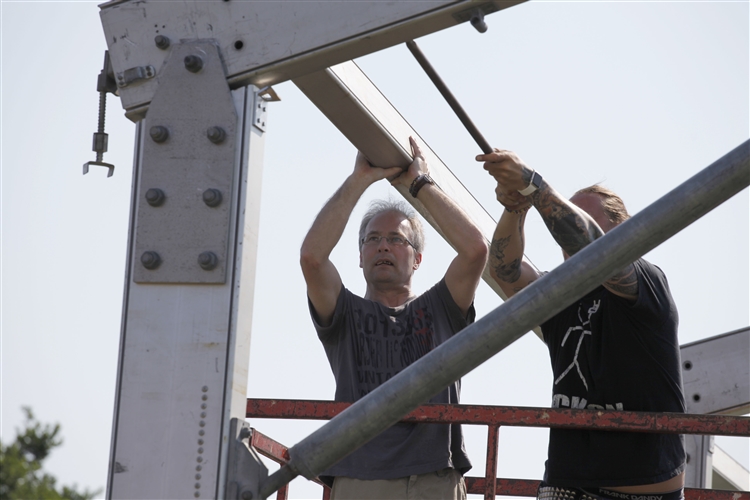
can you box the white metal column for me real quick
[107,41,266,499]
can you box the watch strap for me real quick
[409,174,435,198]
[518,170,542,196]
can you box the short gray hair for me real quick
[358,199,425,253]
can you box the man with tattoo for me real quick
[299,137,487,500]
[476,149,686,500]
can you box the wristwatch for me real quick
[518,170,543,196]
[409,173,435,198]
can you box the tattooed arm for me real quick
[531,183,639,301]
[478,149,638,301]
[528,181,604,259]
[488,207,542,298]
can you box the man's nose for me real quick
[377,238,391,251]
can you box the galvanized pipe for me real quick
[260,140,749,498]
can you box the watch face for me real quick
[532,171,542,188]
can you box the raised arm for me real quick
[393,138,488,314]
[477,149,638,302]
[300,153,402,326]
[487,207,542,299]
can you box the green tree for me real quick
[0,407,101,500]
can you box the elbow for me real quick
[299,246,323,275]
[469,237,489,267]
[459,237,489,275]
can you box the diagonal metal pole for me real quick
[406,40,493,155]
[259,140,749,498]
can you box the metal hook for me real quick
[83,51,117,177]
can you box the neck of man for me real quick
[364,282,415,308]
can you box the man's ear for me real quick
[413,252,422,270]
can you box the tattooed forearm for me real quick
[531,186,603,257]
[490,235,523,283]
[606,265,639,299]
[517,215,526,248]
[495,257,523,283]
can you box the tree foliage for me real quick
[0,407,101,500]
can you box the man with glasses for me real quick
[300,137,488,500]
[477,148,686,500]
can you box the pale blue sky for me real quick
[2,1,748,498]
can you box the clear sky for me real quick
[1,1,748,499]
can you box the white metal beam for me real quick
[98,0,524,120]
[682,327,750,416]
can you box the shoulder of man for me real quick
[415,278,477,328]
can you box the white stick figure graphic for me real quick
[554,300,601,391]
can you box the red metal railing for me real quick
[246,399,750,500]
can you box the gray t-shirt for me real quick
[309,278,473,481]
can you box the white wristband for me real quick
[518,170,543,196]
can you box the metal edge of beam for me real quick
[713,402,750,417]
[227,1,527,89]
[265,140,749,492]
[681,326,750,349]
[292,60,545,341]
[105,121,144,499]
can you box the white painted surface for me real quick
[682,328,750,416]
[713,445,750,491]
[98,0,522,116]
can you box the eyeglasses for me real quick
[361,234,416,249]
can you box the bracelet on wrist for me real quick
[409,174,435,198]
[505,204,532,215]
